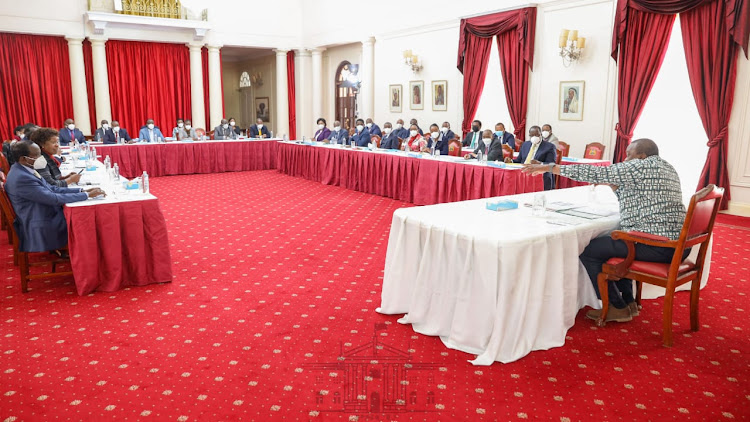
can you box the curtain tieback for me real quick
[614,123,633,140]
[707,126,728,148]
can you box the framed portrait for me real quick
[389,84,402,113]
[255,97,270,123]
[431,80,447,111]
[409,80,424,110]
[558,81,585,121]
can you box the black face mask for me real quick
[472,126,480,132]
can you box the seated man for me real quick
[365,118,381,137]
[438,121,456,155]
[522,138,688,322]
[379,122,399,150]
[31,128,81,187]
[248,118,270,138]
[5,141,104,252]
[428,124,447,154]
[214,119,238,140]
[94,120,110,142]
[464,129,504,161]
[58,119,86,146]
[541,123,559,147]
[326,120,348,144]
[462,120,482,149]
[508,125,556,190]
[182,120,199,140]
[392,119,410,140]
[229,117,241,136]
[138,119,165,143]
[349,118,371,147]
[104,121,131,144]
[492,122,515,148]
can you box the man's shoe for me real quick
[628,302,640,317]
[586,306,632,323]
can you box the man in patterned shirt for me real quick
[522,139,687,322]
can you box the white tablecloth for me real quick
[377,185,710,364]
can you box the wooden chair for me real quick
[370,135,381,148]
[0,184,73,293]
[448,139,462,157]
[515,138,523,152]
[395,137,404,151]
[195,128,206,139]
[207,130,215,140]
[502,144,514,160]
[554,147,563,188]
[0,171,8,243]
[595,184,725,347]
[584,142,605,159]
[0,150,9,174]
[558,141,570,157]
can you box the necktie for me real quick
[525,143,539,164]
[115,131,119,141]
[70,130,74,141]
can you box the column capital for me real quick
[207,45,222,52]
[187,42,204,52]
[89,37,108,46]
[273,48,290,56]
[295,48,312,57]
[311,47,326,55]
[361,36,376,46]
[65,37,85,45]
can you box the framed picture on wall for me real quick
[558,81,585,121]
[255,97,270,124]
[409,80,424,110]
[389,84,402,113]
[432,80,447,111]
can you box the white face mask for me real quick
[222,124,229,129]
[147,124,154,130]
[178,123,184,128]
[317,124,324,130]
[229,121,236,126]
[409,130,418,137]
[430,131,439,139]
[395,123,403,130]
[333,126,341,131]
[257,124,263,129]
[185,125,191,130]
[530,136,541,145]
[541,130,550,138]
[67,124,75,130]
[384,128,392,134]
[102,124,109,129]
[357,125,364,132]
[113,126,120,132]
[32,156,47,170]
[482,137,492,146]
[366,123,373,128]
[440,127,448,133]
[19,133,25,139]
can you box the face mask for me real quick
[229,121,236,127]
[333,126,341,131]
[113,126,120,132]
[317,124,324,130]
[67,124,75,130]
[384,128,391,134]
[430,131,439,139]
[366,123,373,128]
[357,125,364,132]
[31,156,47,170]
[102,124,109,129]
[482,137,492,145]
[440,127,448,133]
[18,133,25,139]
[541,130,550,138]
[178,123,184,128]
[409,130,418,137]
[147,124,154,130]
[222,124,229,129]
[472,126,479,132]
[395,123,403,130]
[185,125,191,130]
[530,136,541,145]
[257,124,263,129]
[495,130,504,137]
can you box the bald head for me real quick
[631,138,659,157]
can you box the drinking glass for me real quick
[532,193,546,217]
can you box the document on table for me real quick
[556,205,618,219]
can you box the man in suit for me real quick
[327,120,348,145]
[437,121,456,156]
[365,118,381,137]
[93,120,110,142]
[349,118,371,147]
[104,121,131,144]
[462,120,482,149]
[248,118,270,138]
[58,119,86,146]
[541,124,559,147]
[4,141,104,252]
[463,129,505,161]
[214,119,238,140]
[379,122,400,150]
[138,119,165,143]
[427,124,448,155]
[508,125,557,190]
[492,122,516,148]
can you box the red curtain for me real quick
[0,33,73,139]
[106,40,192,137]
[82,39,97,132]
[682,0,738,208]
[612,9,675,163]
[201,47,225,130]
[287,50,296,140]
[456,7,536,140]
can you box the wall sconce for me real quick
[559,29,586,67]
[402,50,423,74]
[251,71,263,87]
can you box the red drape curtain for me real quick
[682,0,738,208]
[200,47,225,130]
[106,40,192,137]
[0,33,73,139]
[612,9,675,163]
[287,50,296,140]
[456,7,536,140]
[82,39,97,132]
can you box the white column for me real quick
[207,45,223,130]
[89,37,111,124]
[360,37,375,121]
[188,43,206,129]
[66,37,91,135]
[274,49,289,138]
[311,48,325,126]
[296,49,312,139]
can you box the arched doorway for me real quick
[335,61,358,131]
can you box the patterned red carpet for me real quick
[1,171,748,421]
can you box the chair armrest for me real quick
[611,230,677,248]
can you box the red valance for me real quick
[457,7,536,72]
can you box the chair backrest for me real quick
[584,142,605,159]
[448,139,461,156]
[670,185,724,269]
[502,144,514,160]
[195,128,206,137]
[558,141,570,157]
[207,130,215,140]
[370,134,381,147]
[0,152,9,174]
[555,147,563,165]
[0,183,17,221]
[515,138,523,152]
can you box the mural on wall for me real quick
[389,84,402,113]
[409,80,424,110]
[559,81,585,121]
[256,97,270,123]
[431,80,447,111]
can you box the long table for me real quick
[558,157,611,189]
[62,160,172,295]
[94,139,280,178]
[276,142,543,205]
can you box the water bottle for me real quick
[477,149,483,162]
[92,146,98,162]
[104,155,111,169]
[142,171,149,194]
[113,163,120,180]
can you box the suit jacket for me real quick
[214,125,238,140]
[435,130,456,155]
[514,140,557,190]
[473,137,506,162]
[492,132,516,149]
[314,127,331,141]
[379,131,400,149]
[4,163,87,252]
[367,124,381,137]
[328,128,348,144]
[248,125,270,138]
[104,128,131,144]
[37,152,67,188]
[58,128,86,146]
[350,128,371,147]
[94,128,108,142]
[462,131,482,149]
[138,127,165,142]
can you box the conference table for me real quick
[92,138,281,178]
[61,158,172,296]
[276,142,543,205]
[558,157,611,189]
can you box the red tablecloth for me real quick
[95,140,279,178]
[277,143,543,205]
[558,159,611,189]
[64,198,172,296]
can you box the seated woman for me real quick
[30,128,81,187]
[403,125,426,152]
[313,118,331,142]
[172,118,186,140]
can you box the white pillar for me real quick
[188,43,206,129]
[274,49,289,138]
[296,49,312,139]
[207,45,223,130]
[66,37,91,135]
[360,37,375,122]
[89,37,111,125]
[311,48,325,127]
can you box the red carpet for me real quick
[0,170,748,421]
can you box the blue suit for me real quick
[104,128,131,144]
[248,124,270,138]
[379,131,400,149]
[367,124,381,137]
[4,163,87,252]
[514,140,557,190]
[350,128,371,147]
[435,130,455,155]
[328,128,348,144]
[58,128,86,146]
[138,127,165,143]
[492,131,516,148]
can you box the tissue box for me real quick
[407,153,422,158]
[487,161,505,168]
[123,180,141,190]
[486,199,519,211]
